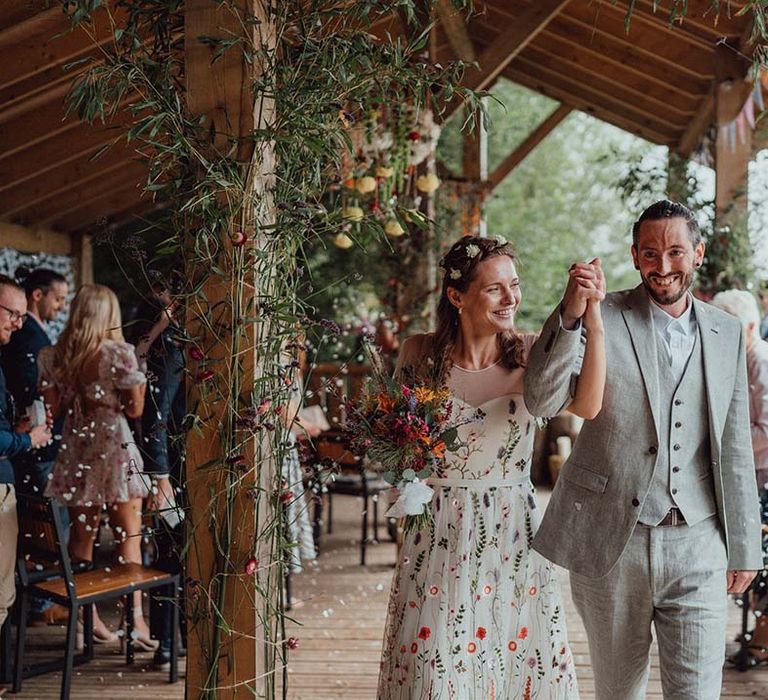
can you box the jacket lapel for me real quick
[692,297,724,441]
[620,284,661,434]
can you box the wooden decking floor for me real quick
[283,492,768,699]
[9,491,768,698]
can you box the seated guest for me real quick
[711,289,768,662]
[0,275,51,692]
[39,284,155,649]
[0,268,69,623]
[129,279,186,668]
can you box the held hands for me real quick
[561,258,606,331]
[15,414,52,449]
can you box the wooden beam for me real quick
[0,2,63,41]
[0,149,146,220]
[72,232,93,286]
[46,177,149,232]
[677,82,715,156]
[505,67,676,146]
[0,143,138,218]
[184,1,275,697]
[435,0,476,62]
[0,5,119,93]
[519,44,692,126]
[0,219,73,255]
[15,162,147,227]
[487,104,572,191]
[506,57,681,139]
[0,111,136,194]
[629,0,748,44]
[445,0,570,118]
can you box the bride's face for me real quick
[451,256,521,334]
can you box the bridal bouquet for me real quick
[347,356,479,529]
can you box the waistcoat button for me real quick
[649,446,657,455]
[674,421,682,428]
[632,498,640,507]
[673,444,681,451]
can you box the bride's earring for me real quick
[458,307,463,315]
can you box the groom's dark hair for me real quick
[632,200,702,248]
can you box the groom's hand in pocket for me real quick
[727,569,757,594]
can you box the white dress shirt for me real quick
[649,295,697,383]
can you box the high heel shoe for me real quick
[118,607,160,653]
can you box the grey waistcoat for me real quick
[638,330,717,526]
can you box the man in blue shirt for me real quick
[0,274,50,670]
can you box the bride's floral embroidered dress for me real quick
[378,341,578,699]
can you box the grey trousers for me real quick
[570,516,728,700]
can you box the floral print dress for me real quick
[378,361,578,699]
[40,340,150,506]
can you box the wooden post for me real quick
[184,1,275,697]
[714,45,752,224]
[461,105,487,237]
[666,151,690,204]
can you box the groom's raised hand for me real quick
[561,258,603,330]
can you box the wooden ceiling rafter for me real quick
[444,0,572,120]
[0,110,138,194]
[481,6,712,93]
[518,44,693,124]
[435,0,477,62]
[677,82,715,156]
[504,65,676,145]
[0,6,119,95]
[0,3,66,44]
[627,0,747,44]
[507,55,683,136]
[0,146,141,220]
[486,103,572,191]
[42,171,149,231]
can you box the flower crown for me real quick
[438,235,509,281]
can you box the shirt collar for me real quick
[649,294,696,337]
[27,311,47,332]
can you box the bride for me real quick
[377,236,605,698]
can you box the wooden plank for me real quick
[184,1,275,697]
[677,83,715,157]
[445,0,571,119]
[19,161,147,227]
[0,1,63,40]
[560,0,715,80]
[504,58,680,141]
[0,6,119,93]
[517,44,692,125]
[0,219,73,255]
[435,0,476,62]
[628,0,749,43]
[503,68,676,146]
[0,142,138,218]
[510,54,685,133]
[487,104,572,191]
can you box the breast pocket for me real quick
[561,463,609,494]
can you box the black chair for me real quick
[313,430,391,565]
[14,494,180,699]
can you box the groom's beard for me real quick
[640,269,694,306]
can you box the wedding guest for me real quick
[39,284,156,650]
[711,288,768,663]
[1,268,69,624]
[759,286,768,341]
[0,274,51,691]
[129,280,186,668]
[378,237,605,698]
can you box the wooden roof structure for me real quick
[0,0,758,240]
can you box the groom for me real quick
[525,200,762,699]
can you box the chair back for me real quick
[16,494,75,598]
[304,362,371,428]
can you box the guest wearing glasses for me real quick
[0,268,69,624]
[0,274,51,695]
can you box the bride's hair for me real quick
[52,284,124,398]
[432,236,525,381]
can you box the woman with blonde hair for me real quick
[39,284,155,649]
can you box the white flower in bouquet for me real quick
[343,205,364,222]
[416,173,441,194]
[333,232,354,249]
[385,219,405,237]
[356,176,377,194]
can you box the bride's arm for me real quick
[566,296,605,420]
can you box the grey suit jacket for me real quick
[524,284,763,577]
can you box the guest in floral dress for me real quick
[39,284,155,649]
[378,237,606,698]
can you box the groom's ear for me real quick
[630,244,640,271]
